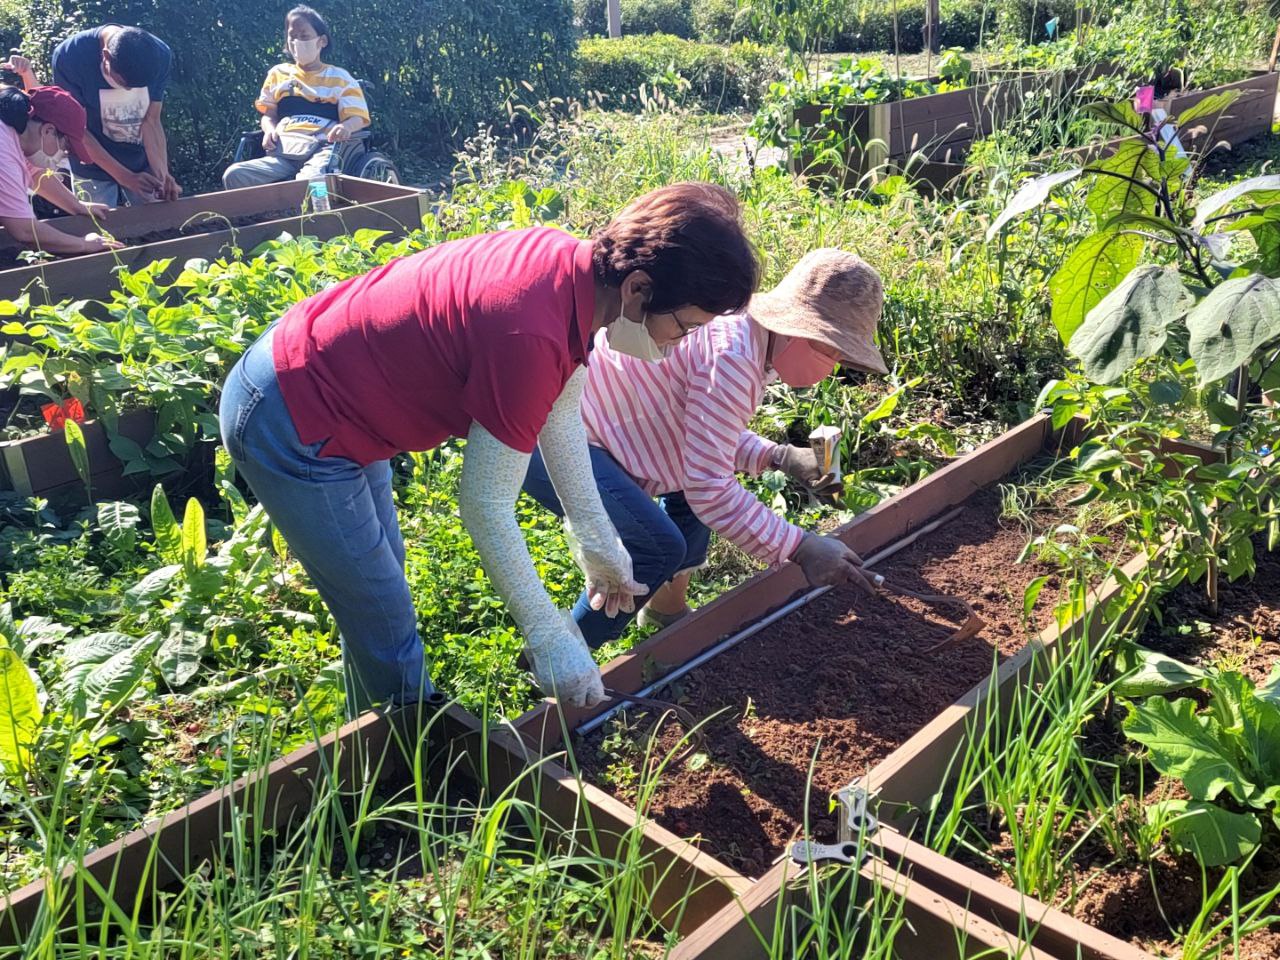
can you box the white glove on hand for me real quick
[526,610,607,708]
[564,518,649,618]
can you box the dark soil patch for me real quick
[577,487,1100,877]
[131,208,304,246]
[1138,543,1280,685]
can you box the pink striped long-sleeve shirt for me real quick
[580,313,805,566]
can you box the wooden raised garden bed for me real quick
[836,69,1279,194]
[0,408,160,500]
[791,72,1043,187]
[2,415,1251,957]
[509,414,1233,958]
[1158,69,1279,152]
[0,175,427,306]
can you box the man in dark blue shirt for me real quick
[52,25,181,206]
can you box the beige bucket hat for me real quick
[750,249,888,375]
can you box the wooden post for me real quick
[1269,22,1280,73]
[607,0,622,38]
[923,0,941,57]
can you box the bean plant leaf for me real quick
[986,169,1083,240]
[1067,265,1190,383]
[1085,141,1161,223]
[1153,799,1260,867]
[1050,229,1144,344]
[1124,696,1255,804]
[1115,646,1209,697]
[151,485,182,564]
[1176,90,1242,128]
[181,498,207,575]
[0,648,41,772]
[1185,275,1280,385]
[1193,174,1280,229]
[157,625,209,687]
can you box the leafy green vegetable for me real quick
[1124,663,1280,865]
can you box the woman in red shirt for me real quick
[219,182,758,712]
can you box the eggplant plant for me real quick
[992,93,1280,611]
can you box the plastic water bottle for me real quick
[306,178,331,213]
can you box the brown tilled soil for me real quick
[1138,542,1280,685]
[576,488,1096,877]
[953,542,1280,957]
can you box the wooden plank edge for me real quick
[670,851,1063,960]
[877,829,1153,960]
[0,707,408,944]
[434,705,750,937]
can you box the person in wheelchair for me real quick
[222,5,368,190]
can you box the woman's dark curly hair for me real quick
[591,182,759,315]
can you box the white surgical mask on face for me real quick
[606,309,668,363]
[28,130,66,170]
[290,38,323,64]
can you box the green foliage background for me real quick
[8,0,577,191]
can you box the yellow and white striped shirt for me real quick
[256,62,369,139]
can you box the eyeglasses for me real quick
[665,312,699,339]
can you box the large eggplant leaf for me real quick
[1050,229,1144,344]
[986,169,1083,240]
[1085,141,1161,223]
[1185,275,1280,385]
[1067,265,1190,382]
[1194,173,1280,229]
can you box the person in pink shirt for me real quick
[523,249,886,646]
[219,183,758,713]
[0,84,116,255]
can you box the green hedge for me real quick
[577,0,1075,52]
[578,34,785,111]
[14,0,577,192]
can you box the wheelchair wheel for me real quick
[348,150,400,184]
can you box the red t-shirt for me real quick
[273,227,596,465]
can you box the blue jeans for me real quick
[218,325,432,713]
[72,174,154,208]
[523,446,710,648]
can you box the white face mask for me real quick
[289,38,323,64]
[28,129,66,170]
[606,309,668,363]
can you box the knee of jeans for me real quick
[636,524,686,587]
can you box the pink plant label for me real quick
[1134,85,1155,114]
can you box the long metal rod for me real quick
[575,506,967,739]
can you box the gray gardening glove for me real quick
[790,533,877,596]
[525,611,606,708]
[775,444,843,499]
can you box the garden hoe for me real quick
[864,573,986,653]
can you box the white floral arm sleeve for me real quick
[458,421,605,707]
[536,366,646,616]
